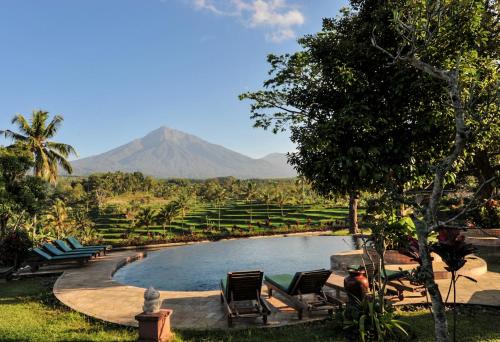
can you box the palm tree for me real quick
[175,190,193,230]
[1,110,77,184]
[157,202,181,236]
[244,182,256,224]
[260,189,273,219]
[274,190,288,217]
[136,207,157,234]
[214,187,228,230]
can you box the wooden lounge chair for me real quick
[27,248,91,272]
[264,269,342,319]
[54,239,104,256]
[66,236,110,254]
[0,266,14,281]
[220,270,271,327]
[42,243,98,258]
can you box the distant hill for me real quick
[70,127,296,179]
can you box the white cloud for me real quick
[192,0,304,42]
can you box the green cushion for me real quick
[264,274,295,293]
[384,269,407,281]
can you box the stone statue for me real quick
[143,286,160,314]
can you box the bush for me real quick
[0,229,33,268]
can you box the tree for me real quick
[371,0,499,340]
[259,188,274,220]
[241,0,497,340]
[1,110,77,184]
[175,190,193,229]
[274,188,288,216]
[244,182,257,223]
[0,146,49,237]
[157,202,181,236]
[240,2,453,234]
[136,207,157,234]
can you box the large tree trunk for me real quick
[348,191,360,234]
[416,221,449,341]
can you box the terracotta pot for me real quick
[344,269,369,301]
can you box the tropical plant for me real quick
[0,228,33,269]
[136,207,157,234]
[175,190,193,229]
[259,189,273,219]
[157,202,181,236]
[45,199,73,239]
[1,110,77,184]
[431,227,477,342]
[274,189,288,216]
[343,295,409,342]
[244,182,257,223]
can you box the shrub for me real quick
[0,229,33,268]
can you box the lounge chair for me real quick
[0,266,14,281]
[264,269,341,319]
[66,236,110,254]
[42,243,98,258]
[220,270,271,327]
[27,248,91,272]
[54,239,104,256]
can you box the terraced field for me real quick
[95,202,364,244]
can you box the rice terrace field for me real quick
[95,197,359,245]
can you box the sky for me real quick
[0,0,346,159]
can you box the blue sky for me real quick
[0,0,346,159]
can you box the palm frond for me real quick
[45,141,78,157]
[45,115,64,139]
[31,110,49,137]
[1,129,29,142]
[11,114,33,136]
[47,149,73,175]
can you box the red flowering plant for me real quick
[431,227,476,273]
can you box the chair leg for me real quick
[268,287,273,298]
[298,309,303,320]
[263,314,268,325]
[227,316,233,327]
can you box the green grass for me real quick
[1,277,499,341]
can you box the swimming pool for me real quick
[113,235,357,291]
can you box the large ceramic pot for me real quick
[344,269,369,301]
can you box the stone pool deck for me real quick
[53,250,331,329]
[53,249,500,330]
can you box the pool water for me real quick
[113,235,356,291]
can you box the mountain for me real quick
[70,127,296,179]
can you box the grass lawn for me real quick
[1,277,499,341]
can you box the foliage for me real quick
[44,199,72,239]
[0,228,33,268]
[0,146,50,236]
[157,202,181,236]
[135,207,157,232]
[431,227,476,273]
[0,110,77,184]
[343,295,408,342]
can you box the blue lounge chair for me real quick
[27,248,91,272]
